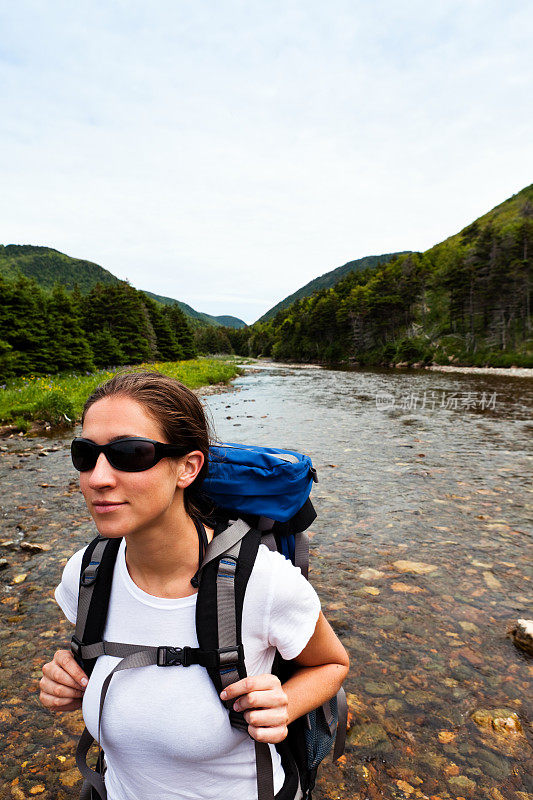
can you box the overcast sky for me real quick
[1,1,532,323]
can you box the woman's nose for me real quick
[88,453,117,487]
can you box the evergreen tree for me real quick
[45,285,94,372]
[0,275,50,374]
[0,338,15,381]
[142,295,184,361]
[164,304,196,359]
[82,283,156,364]
[195,325,233,354]
[88,324,126,368]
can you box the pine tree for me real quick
[164,305,196,359]
[45,285,95,372]
[88,325,126,368]
[0,275,50,374]
[82,283,155,364]
[141,295,184,361]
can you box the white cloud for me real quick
[1,0,532,323]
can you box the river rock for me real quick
[483,570,502,590]
[437,731,456,744]
[393,560,438,574]
[359,568,385,581]
[0,557,8,570]
[404,690,435,707]
[347,721,389,747]
[364,680,395,696]
[20,542,51,553]
[60,767,82,787]
[391,581,425,594]
[386,698,404,713]
[448,775,476,792]
[511,619,533,655]
[471,708,522,732]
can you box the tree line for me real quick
[0,277,197,379]
[223,203,532,368]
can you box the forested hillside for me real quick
[0,277,196,379]
[0,245,119,293]
[142,290,246,328]
[257,251,410,322]
[226,185,533,367]
[0,245,246,329]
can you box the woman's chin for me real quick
[91,518,130,539]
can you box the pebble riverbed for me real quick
[0,363,531,800]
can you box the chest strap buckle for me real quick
[157,646,189,666]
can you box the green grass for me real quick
[0,359,243,429]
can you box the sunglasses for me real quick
[71,437,187,472]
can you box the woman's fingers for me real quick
[243,707,289,727]
[221,674,289,743]
[53,649,88,688]
[232,685,287,713]
[39,649,88,712]
[247,724,288,744]
[39,674,85,699]
[39,690,83,712]
[221,674,280,701]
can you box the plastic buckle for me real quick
[157,646,184,667]
[81,561,99,587]
[310,467,318,484]
[216,646,242,669]
[71,635,83,658]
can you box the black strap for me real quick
[77,537,121,678]
[190,518,209,587]
[255,741,275,800]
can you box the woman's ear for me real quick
[176,451,204,489]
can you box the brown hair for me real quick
[82,370,212,520]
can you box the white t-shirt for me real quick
[55,539,320,800]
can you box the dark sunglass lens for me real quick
[110,440,157,471]
[71,440,98,471]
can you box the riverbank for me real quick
[241,357,533,379]
[0,358,243,436]
[426,364,533,378]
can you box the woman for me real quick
[40,371,349,800]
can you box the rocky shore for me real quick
[425,365,533,378]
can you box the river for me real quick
[0,362,532,800]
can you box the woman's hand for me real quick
[39,649,88,712]
[221,674,289,743]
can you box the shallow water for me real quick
[0,363,531,800]
[205,364,533,799]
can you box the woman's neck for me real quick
[124,503,210,598]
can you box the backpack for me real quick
[70,443,348,800]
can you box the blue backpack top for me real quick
[203,442,318,523]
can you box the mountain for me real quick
[0,244,246,329]
[141,290,246,329]
[240,184,532,368]
[257,252,411,322]
[0,244,119,292]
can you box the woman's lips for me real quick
[92,501,126,514]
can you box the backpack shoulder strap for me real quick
[71,536,121,677]
[196,519,276,800]
[196,519,260,708]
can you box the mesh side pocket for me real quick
[303,696,338,770]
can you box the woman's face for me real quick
[79,395,190,539]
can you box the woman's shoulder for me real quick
[248,542,317,602]
[252,542,304,579]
